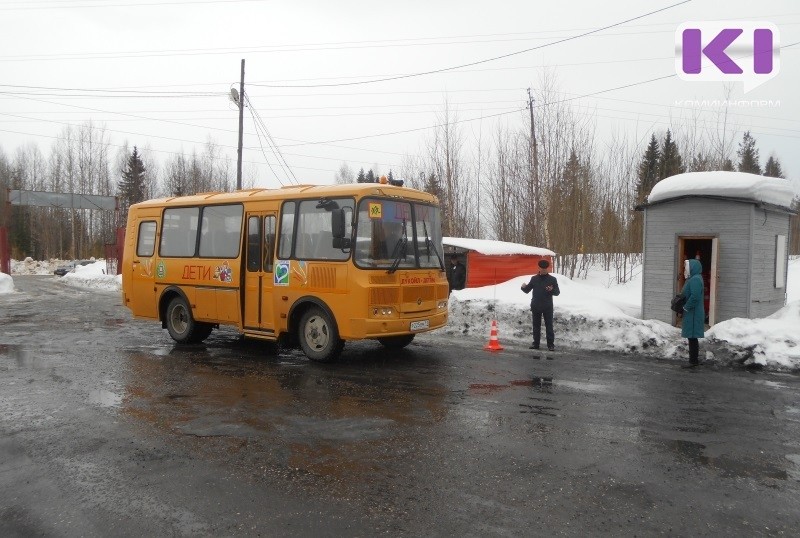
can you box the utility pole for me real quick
[527,88,540,245]
[236,59,245,191]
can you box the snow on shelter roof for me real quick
[443,237,555,256]
[647,171,796,210]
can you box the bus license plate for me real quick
[410,320,429,331]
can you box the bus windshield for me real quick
[354,198,444,270]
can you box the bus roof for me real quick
[132,182,438,209]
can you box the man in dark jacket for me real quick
[521,259,560,351]
[447,255,466,294]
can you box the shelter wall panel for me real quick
[749,207,791,318]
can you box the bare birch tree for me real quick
[426,98,479,237]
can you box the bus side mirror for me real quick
[331,209,351,249]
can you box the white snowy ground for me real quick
[2,256,799,371]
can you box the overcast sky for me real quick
[1,0,798,193]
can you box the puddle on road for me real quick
[277,416,394,443]
[468,383,510,394]
[786,454,800,481]
[750,379,791,390]
[518,401,559,417]
[0,344,38,369]
[642,430,789,481]
[176,417,266,438]
[88,389,123,408]
[119,347,449,484]
[554,380,608,394]
[468,377,553,395]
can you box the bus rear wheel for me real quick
[298,306,344,362]
[377,334,415,349]
[166,296,212,344]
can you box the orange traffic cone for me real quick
[484,319,504,351]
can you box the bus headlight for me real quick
[437,300,448,309]
[372,307,395,316]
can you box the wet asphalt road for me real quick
[1,275,799,537]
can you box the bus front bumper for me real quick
[347,311,448,340]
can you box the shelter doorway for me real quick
[676,236,718,326]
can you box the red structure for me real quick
[0,226,9,274]
[104,227,126,275]
[443,237,555,288]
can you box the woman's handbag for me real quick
[670,294,686,313]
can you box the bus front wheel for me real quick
[298,307,344,362]
[377,334,415,349]
[166,296,211,344]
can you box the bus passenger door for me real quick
[129,219,159,319]
[244,213,277,333]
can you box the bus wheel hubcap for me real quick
[172,306,187,333]
[305,316,328,349]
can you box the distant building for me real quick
[638,171,796,326]
[443,237,555,288]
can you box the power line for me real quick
[0,84,222,96]
[0,92,415,159]
[251,1,691,88]
[6,65,793,156]
[3,10,794,62]
[246,114,287,187]
[0,53,671,93]
[0,0,270,11]
[245,94,299,185]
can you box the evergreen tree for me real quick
[736,131,762,174]
[421,172,447,231]
[690,152,710,172]
[387,170,394,183]
[635,134,660,203]
[549,149,594,275]
[763,155,785,178]
[722,158,735,171]
[658,129,684,179]
[598,201,622,255]
[365,169,375,183]
[118,147,146,218]
[423,172,444,203]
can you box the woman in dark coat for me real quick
[681,258,705,366]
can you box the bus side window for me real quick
[136,221,157,257]
[264,215,276,272]
[199,204,242,259]
[278,202,295,259]
[246,216,261,272]
[161,207,199,257]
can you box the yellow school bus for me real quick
[121,181,449,361]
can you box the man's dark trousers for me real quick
[532,310,554,347]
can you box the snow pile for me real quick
[707,301,800,369]
[647,171,796,210]
[10,256,56,275]
[0,272,13,294]
[446,257,800,371]
[62,260,122,292]
[4,258,121,292]
[446,272,682,360]
[443,236,555,256]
